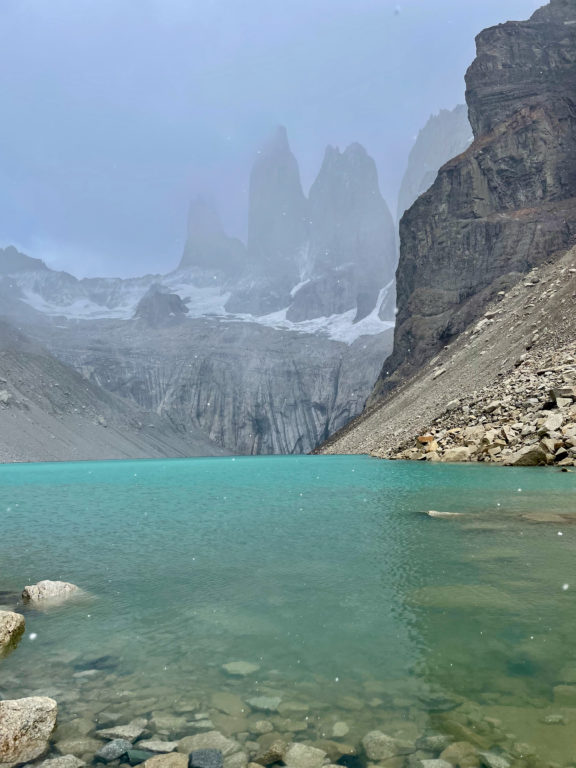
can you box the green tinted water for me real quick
[1,456,575,764]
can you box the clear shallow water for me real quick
[1,456,576,764]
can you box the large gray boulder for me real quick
[0,611,25,655]
[0,697,58,768]
[22,580,80,604]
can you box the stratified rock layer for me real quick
[373,0,576,399]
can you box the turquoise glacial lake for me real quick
[1,456,576,764]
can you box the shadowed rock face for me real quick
[288,144,396,323]
[179,198,246,275]
[397,105,472,222]
[134,284,189,327]
[373,0,576,399]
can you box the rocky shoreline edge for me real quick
[2,580,576,768]
[378,341,576,468]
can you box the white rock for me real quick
[96,723,145,742]
[0,696,58,768]
[362,731,399,762]
[36,756,86,768]
[331,721,350,738]
[22,580,81,604]
[138,740,178,754]
[441,447,471,462]
[283,743,327,768]
[177,731,240,757]
[426,511,464,518]
[221,661,260,677]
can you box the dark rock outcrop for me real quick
[287,143,396,322]
[179,198,246,276]
[397,105,472,221]
[373,0,576,399]
[134,284,189,327]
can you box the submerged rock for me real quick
[362,731,399,762]
[95,738,133,763]
[0,696,58,768]
[245,697,281,713]
[177,732,240,758]
[283,743,327,768]
[188,749,224,768]
[138,741,178,754]
[96,723,145,742]
[426,511,464,519]
[479,753,510,768]
[221,661,260,677]
[22,580,81,603]
[36,756,86,768]
[55,739,103,757]
[127,750,157,766]
[331,722,350,738]
[143,756,187,768]
[440,741,480,767]
[0,610,25,655]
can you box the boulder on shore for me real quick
[0,696,58,768]
[22,580,81,604]
[0,611,25,656]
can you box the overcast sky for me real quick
[0,0,541,277]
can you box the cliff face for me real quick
[37,318,393,456]
[373,0,576,399]
[396,105,472,221]
[227,128,397,322]
[0,319,224,462]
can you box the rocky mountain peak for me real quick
[247,125,309,281]
[0,245,47,274]
[179,198,246,275]
[286,141,395,322]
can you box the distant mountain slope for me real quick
[0,319,225,462]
